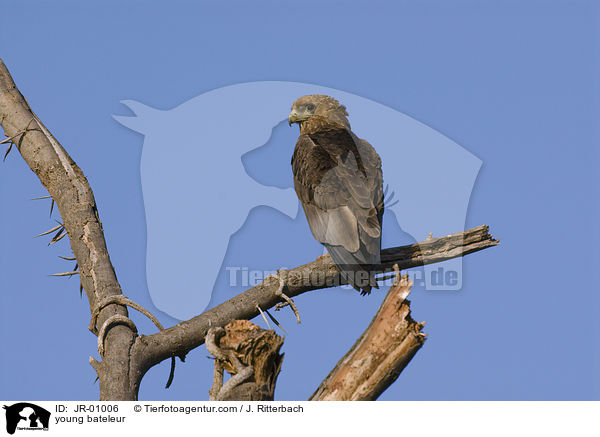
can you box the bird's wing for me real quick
[292,129,383,262]
[355,135,385,235]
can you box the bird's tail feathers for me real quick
[326,244,379,295]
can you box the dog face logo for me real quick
[3,403,50,434]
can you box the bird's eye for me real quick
[306,104,315,112]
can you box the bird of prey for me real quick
[288,95,384,295]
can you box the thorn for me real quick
[68,263,78,279]
[3,143,12,161]
[49,228,67,245]
[51,271,80,277]
[58,255,76,261]
[165,356,176,389]
[31,195,52,200]
[256,304,271,329]
[50,199,54,217]
[0,127,31,160]
[35,224,62,238]
[47,225,65,242]
[0,134,18,145]
[89,356,100,373]
[16,129,28,151]
[264,309,287,334]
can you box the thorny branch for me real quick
[131,224,498,381]
[1,57,499,400]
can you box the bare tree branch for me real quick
[310,272,426,400]
[0,58,137,400]
[132,225,498,380]
[1,57,499,400]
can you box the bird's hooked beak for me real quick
[288,110,299,126]
[288,108,310,126]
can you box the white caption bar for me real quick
[1,401,598,436]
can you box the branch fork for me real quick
[0,57,499,401]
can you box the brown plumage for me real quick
[288,95,384,294]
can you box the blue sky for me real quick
[1,0,599,400]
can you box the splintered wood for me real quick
[208,320,284,401]
[310,274,426,401]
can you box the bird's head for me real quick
[288,95,350,130]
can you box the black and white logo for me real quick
[3,403,50,434]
